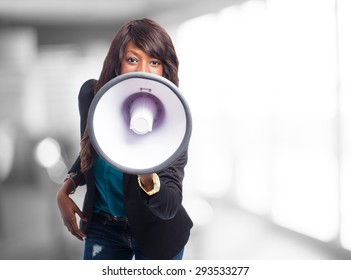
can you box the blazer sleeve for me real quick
[138,147,189,220]
[67,79,96,186]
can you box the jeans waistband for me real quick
[95,211,129,223]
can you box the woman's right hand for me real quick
[56,183,87,241]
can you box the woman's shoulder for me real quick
[78,79,97,100]
[77,79,97,135]
[78,79,97,111]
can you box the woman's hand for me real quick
[138,173,154,192]
[56,184,87,241]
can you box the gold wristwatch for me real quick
[138,173,160,196]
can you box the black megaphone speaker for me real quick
[88,72,192,174]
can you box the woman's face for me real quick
[120,42,163,76]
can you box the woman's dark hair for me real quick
[80,18,179,172]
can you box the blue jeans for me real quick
[83,212,184,260]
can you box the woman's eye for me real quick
[127,57,137,63]
[150,60,161,66]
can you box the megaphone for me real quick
[88,72,192,175]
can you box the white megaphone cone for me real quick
[88,72,192,174]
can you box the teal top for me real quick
[92,155,126,217]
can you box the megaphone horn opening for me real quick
[88,72,192,174]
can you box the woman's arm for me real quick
[138,148,188,219]
[56,79,96,239]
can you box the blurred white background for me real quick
[1,0,351,260]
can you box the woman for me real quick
[57,18,193,260]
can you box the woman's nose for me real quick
[137,61,149,72]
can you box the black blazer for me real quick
[69,79,193,259]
